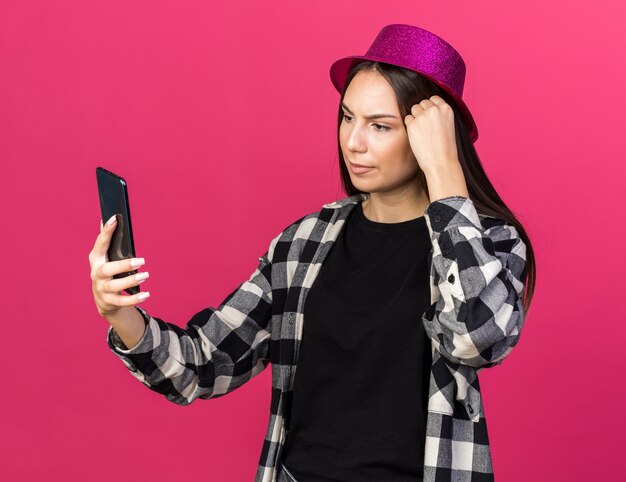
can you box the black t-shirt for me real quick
[280,199,433,481]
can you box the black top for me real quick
[280,199,433,481]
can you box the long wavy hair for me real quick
[336,61,536,315]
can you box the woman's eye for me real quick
[342,114,390,131]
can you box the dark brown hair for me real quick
[336,61,536,315]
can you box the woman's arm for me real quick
[105,304,148,351]
[106,249,275,406]
[422,195,528,369]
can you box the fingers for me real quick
[413,100,432,114]
[95,257,145,280]
[92,262,151,316]
[90,216,151,317]
[101,289,151,308]
[89,213,145,280]
[92,215,118,259]
[428,95,446,105]
[414,96,449,112]
[104,270,150,294]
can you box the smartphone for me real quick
[96,167,140,295]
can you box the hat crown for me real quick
[364,24,466,98]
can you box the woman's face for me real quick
[339,69,420,194]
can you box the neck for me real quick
[361,188,430,223]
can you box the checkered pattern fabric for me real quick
[107,193,527,481]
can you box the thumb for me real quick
[94,215,118,257]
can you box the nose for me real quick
[344,122,367,153]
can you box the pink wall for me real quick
[1,1,623,480]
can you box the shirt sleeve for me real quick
[422,195,528,369]
[106,250,274,405]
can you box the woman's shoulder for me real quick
[268,193,366,248]
[286,193,366,228]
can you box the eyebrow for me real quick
[341,102,399,120]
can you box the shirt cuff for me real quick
[424,195,482,235]
[106,306,151,355]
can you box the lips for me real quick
[350,162,373,168]
[349,162,375,174]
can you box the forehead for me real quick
[342,70,399,113]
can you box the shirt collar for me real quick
[322,192,369,209]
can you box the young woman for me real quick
[89,24,536,482]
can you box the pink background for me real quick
[1,1,624,480]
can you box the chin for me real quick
[350,178,379,193]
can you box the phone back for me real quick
[96,167,139,295]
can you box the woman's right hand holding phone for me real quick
[89,215,151,349]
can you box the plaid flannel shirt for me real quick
[107,193,528,482]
